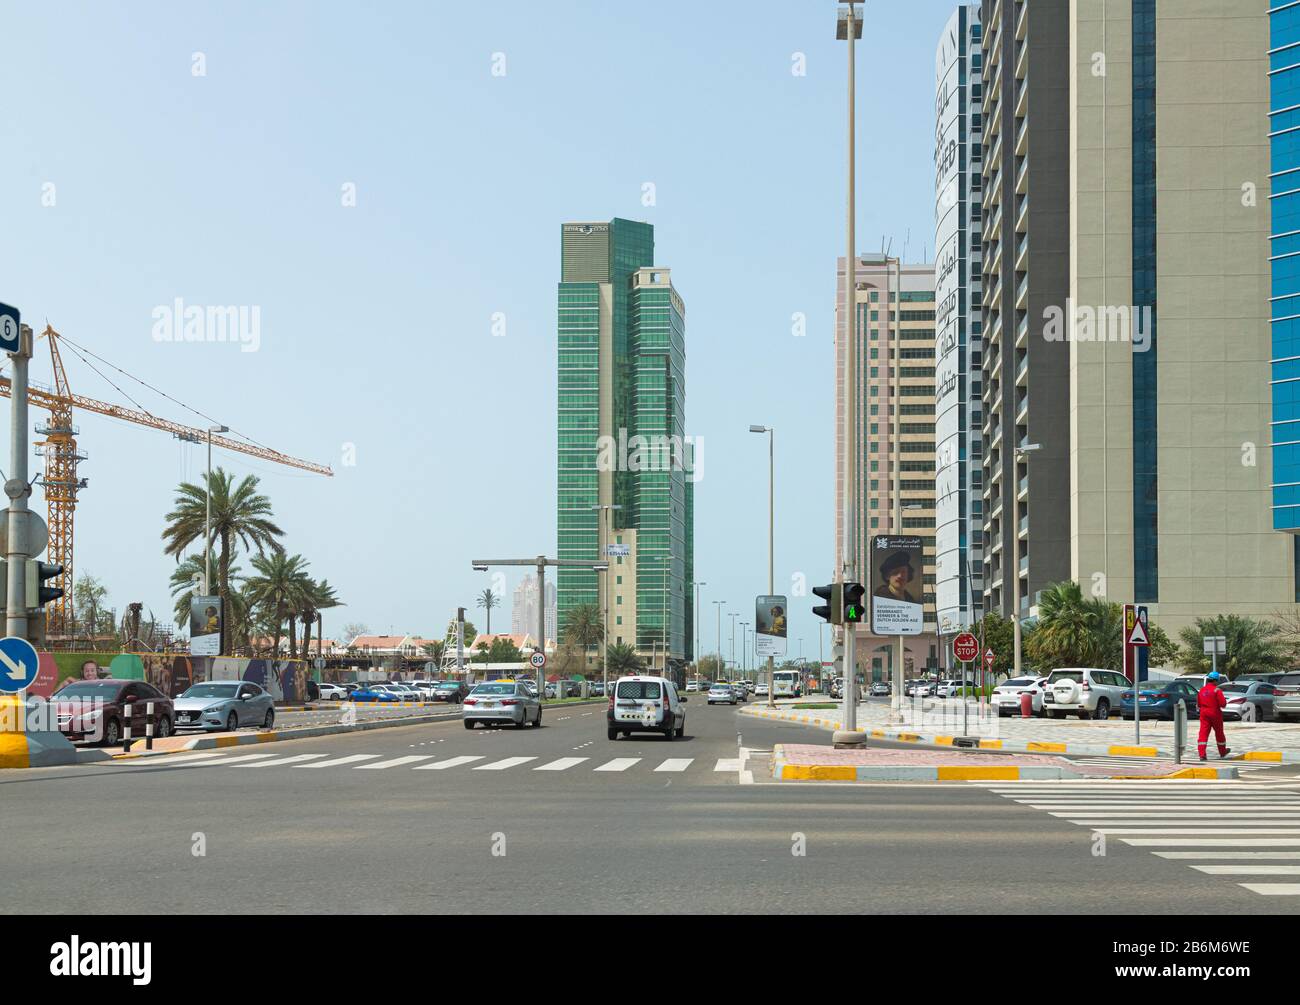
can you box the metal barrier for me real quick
[120,702,156,752]
[1174,700,1186,764]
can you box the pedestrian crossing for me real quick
[1064,754,1277,774]
[979,780,1300,897]
[109,748,739,778]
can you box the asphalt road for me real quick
[5,697,1299,914]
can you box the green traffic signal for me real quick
[843,582,865,623]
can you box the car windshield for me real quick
[1048,671,1083,683]
[53,682,123,701]
[1220,684,1248,693]
[1003,678,1035,687]
[472,684,516,696]
[618,681,662,699]
[180,684,239,699]
[1278,675,1300,687]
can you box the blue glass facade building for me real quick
[1272,2,1300,536]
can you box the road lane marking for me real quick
[475,757,538,771]
[1154,852,1300,859]
[1191,865,1300,875]
[413,755,487,770]
[357,755,437,769]
[714,758,742,771]
[593,758,640,772]
[296,754,383,768]
[201,753,281,766]
[1238,884,1300,895]
[1122,838,1300,846]
[655,759,693,773]
[535,757,588,771]
[236,754,329,767]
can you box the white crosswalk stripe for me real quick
[202,753,281,766]
[980,780,1300,896]
[356,755,436,769]
[535,757,588,771]
[655,759,693,772]
[413,755,485,770]
[296,754,383,768]
[475,757,538,771]
[593,758,640,772]
[236,754,329,768]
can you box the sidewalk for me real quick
[743,698,1300,763]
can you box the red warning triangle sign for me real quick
[1127,619,1149,646]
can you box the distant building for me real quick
[512,574,556,643]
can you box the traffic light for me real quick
[812,582,842,625]
[843,582,866,623]
[25,559,64,608]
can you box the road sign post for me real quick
[0,635,40,694]
[953,633,979,737]
[5,319,32,642]
[1125,605,1151,742]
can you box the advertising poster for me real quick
[869,536,924,636]
[754,595,787,658]
[189,595,221,656]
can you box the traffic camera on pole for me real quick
[812,583,842,625]
[842,582,865,623]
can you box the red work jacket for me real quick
[1197,683,1226,721]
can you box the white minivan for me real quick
[607,676,687,741]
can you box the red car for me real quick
[50,678,175,746]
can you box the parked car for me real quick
[1120,679,1201,721]
[730,682,748,702]
[1219,680,1277,722]
[934,679,968,698]
[755,683,770,697]
[389,684,425,702]
[685,681,699,693]
[607,675,686,740]
[991,676,1048,716]
[707,683,737,705]
[50,679,175,746]
[431,680,469,703]
[350,686,400,703]
[463,680,541,729]
[1043,668,1129,720]
[174,681,276,732]
[1269,672,1300,722]
[589,681,605,697]
[870,682,890,697]
[318,682,348,700]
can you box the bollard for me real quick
[1174,700,1186,765]
[1020,691,1033,719]
[122,702,133,748]
[145,701,155,751]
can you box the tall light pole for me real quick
[591,503,623,695]
[749,423,777,707]
[692,580,707,682]
[712,600,726,681]
[740,621,750,678]
[1012,443,1041,676]
[834,1,863,744]
[729,612,739,676]
[204,424,229,598]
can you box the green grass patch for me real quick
[792,702,838,710]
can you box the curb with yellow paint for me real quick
[745,706,1291,764]
[769,743,1074,781]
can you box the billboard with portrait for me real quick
[754,595,788,658]
[869,536,924,636]
[190,595,221,656]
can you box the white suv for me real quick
[1043,668,1129,720]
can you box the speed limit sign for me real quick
[530,651,546,670]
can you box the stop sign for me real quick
[953,633,980,663]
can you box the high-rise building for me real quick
[836,255,939,678]
[979,0,1071,625]
[511,574,556,644]
[934,4,985,646]
[556,219,694,669]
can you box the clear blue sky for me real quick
[0,0,959,657]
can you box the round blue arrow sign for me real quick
[0,636,40,693]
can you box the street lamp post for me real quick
[1012,443,1041,676]
[750,423,777,707]
[692,581,707,683]
[713,600,726,681]
[740,621,750,679]
[204,424,229,654]
[729,612,739,677]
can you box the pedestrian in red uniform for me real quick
[1197,671,1231,762]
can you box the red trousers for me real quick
[1197,715,1227,758]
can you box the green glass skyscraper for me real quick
[557,218,694,673]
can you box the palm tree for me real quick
[299,578,342,663]
[476,588,499,634]
[244,552,312,659]
[161,468,283,654]
[1177,615,1287,679]
[422,639,446,669]
[1026,581,1098,669]
[606,642,643,675]
[563,602,604,669]
[170,550,247,637]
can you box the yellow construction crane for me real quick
[0,324,333,638]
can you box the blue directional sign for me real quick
[0,636,40,693]
[0,303,20,354]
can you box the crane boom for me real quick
[0,378,334,475]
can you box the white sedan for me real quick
[991,676,1048,716]
[755,683,770,697]
[318,682,348,700]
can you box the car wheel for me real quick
[464,719,475,730]
[263,709,276,729]
[607,728,619,740]
[675,719,685,738]
[663,724,675,741]
[533,709,542,727]
[102,718,121,747]
[515,713,527,730]
[1094,699,1110,721]
[156,716,172,739]
[226,711,238,732]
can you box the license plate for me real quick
[1044,695,1054,703]
[484,701,497,708]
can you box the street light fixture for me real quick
[712,600,726,682]
[591,503,624,694]
[1012,443,1041,677]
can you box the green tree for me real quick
[694,654,724,680]
[606,642,643,675]
[244,552,312,659]
[161,468,284,655]
[1149,624,1179,668]
[972,612,1017,678]
[476,588,499,634]
[299,578,342,662]
[472,637,524,664]
[563,602,604,669]
[1026,581,1100,668]
[1176,615,1288,680]
[169,551,247,640]
[73,572,112,646]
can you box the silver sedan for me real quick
[463,681,541,729]
[174,681,276,732]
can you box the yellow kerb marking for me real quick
[937,765,1022,781]
[1026,741,1067,753]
